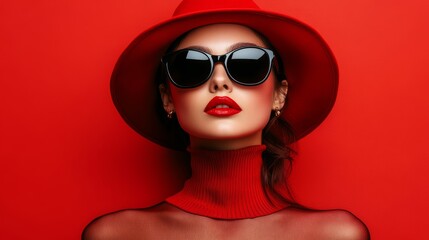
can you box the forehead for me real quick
[176,24,267,52]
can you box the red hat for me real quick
[111,0,338,150]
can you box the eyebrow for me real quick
[185,45,213,53]
[185,42,262,54]
[226,42,261,52]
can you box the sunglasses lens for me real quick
[166,50,211,88]
[227,48,271,85]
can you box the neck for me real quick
[189,132,263,150]
[166,145,288,219]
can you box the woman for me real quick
[83,0,369,239]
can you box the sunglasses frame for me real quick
[161,46,276,88]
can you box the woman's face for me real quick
[161,24,287,150]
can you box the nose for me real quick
[208,63,233,93]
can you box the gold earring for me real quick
[274,108,281,117]
[167,110,174,119]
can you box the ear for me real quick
[272,80,288,110]
[159,84,175,113]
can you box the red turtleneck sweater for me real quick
[166,145,289,219]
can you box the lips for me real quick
[204,96,242,117]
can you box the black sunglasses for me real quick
[161,47,276,88]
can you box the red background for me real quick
[1,0,428,239]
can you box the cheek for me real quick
[169,83,195,112]
[251,78,275,109]
[237,80,276,123]
[251,93,273,123]
[169,87,205,129]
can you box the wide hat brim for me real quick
[111,9,338,150]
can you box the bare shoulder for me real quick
[276,207,370,240]
[81,203,176,240]
[313,209,370,240]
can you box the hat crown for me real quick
[173,0,260,16]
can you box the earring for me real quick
[274,108,281,117]
[167,110,174,119]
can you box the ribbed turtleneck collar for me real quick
[165,145,289,219]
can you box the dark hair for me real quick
[155,25,298,206]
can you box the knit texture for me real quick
[166,145,289,219]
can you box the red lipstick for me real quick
[204,96,242,117]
